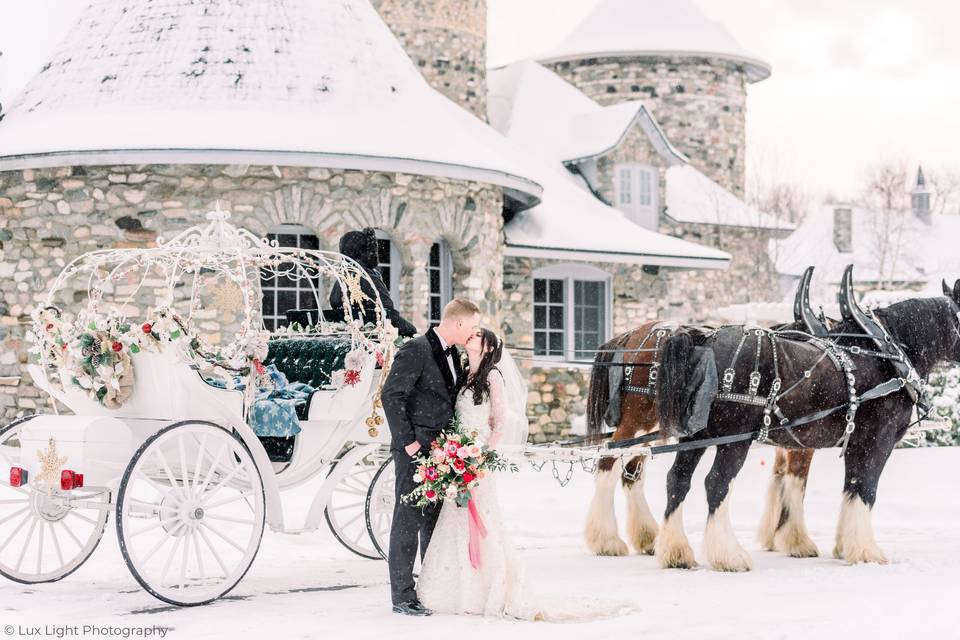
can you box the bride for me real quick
[416,328,634,621]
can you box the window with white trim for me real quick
[374,229,401,301]
[614,163,659,230]
[261,224,321,331]
[427,239,454,327]
[533,265,612,361]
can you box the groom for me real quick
[380,298,481,616]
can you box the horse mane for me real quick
[872,296,955,377]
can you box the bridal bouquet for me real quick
[401,413,518,510]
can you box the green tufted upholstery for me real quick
[264,337,352,390]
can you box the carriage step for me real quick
[259,436,296,462]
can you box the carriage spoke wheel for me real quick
[324,446,389,560]
[117,421,265,606]
[0,416,109,584]
[365,458,395,561]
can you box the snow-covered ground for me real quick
[3,446,958,639]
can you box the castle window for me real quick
[261,224,320,331]
[375,229,401,300]
[427,239,453,327]
[533,264,612,362]
[614,163,659,230]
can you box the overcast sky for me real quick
[2,1,957,201]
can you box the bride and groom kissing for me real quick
[380,298,537,619]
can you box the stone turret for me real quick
[374,0,487,121]
[538,0,771,196]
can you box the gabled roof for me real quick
[537,0,771,83]
[488,60,686,165]
[665,165,793,231]
[0,0,541,208]
[773,205,960,298]
[488,62,728,269]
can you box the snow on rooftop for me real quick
[665,165,792,231]
[504,159,730,268]
[488,60,685,165]
[0,0,541,206]
[773,204,960,299]
[537,0,771,83]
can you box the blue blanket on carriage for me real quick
[206,365,314,437]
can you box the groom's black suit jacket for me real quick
[381,329,464,453]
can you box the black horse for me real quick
[653,283,960,571]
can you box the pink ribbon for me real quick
[467,497,487,569]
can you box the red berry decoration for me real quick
[111,341,123,353]
[344,370,361,387]
[141,322,152,334]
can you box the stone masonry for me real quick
[374,0,488,121]
[0,164,502,420]
[548,56,749,196]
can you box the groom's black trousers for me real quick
[388,449,441,605]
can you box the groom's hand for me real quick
[404,441,421,456]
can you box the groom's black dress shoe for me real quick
[392,601,433,616]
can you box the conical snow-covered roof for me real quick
[0,0,541,207]
[538,0,771,82]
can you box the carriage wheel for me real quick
[324,446,389,560]
[364,458,395,561]
[116,421,265,606]
[0,416,110,584]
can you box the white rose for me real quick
[438,464,450,474]
[445,485,458,499]
[412,473,423,483]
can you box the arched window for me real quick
[532,264,612,361]
[615,163,659,230]
[374,229,401,300]
[427,239,454,327]
[261,224,321,331]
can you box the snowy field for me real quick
[2,446,958,639]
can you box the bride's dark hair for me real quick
[464,328,503,406]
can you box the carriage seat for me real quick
[263,337,351,419]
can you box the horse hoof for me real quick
[842,546,889,565]
[709,551,753,572]
[655,544,698,569]
[775,532,820,558]
[628,528,658,556]
[587,535,629,557]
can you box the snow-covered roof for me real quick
[487,61,727,268]
[537,0,771,83]
[0,0,541,208]
[505,160,730,268]
[488,60,686,165]
[773,205,960,298]
[665,165,793,231]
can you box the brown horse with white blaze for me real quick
[585,321,820,561]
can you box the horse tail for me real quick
[656,330,698,436]
[586,336,618,437]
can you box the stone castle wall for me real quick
[375,0,487,120]
[0,164,502,419]
[548,55,748,195]
[502,255,669,441]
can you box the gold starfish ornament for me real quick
[36,438,68,494]
[342,270,371,308]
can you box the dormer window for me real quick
[614,163,659,230]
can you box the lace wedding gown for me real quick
[417,372,634,622]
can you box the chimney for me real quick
[911,165,931,224]
[833,205,853,253]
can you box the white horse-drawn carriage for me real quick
[0,209,401,605]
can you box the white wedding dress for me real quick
[417,370,635,622]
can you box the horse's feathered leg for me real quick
[834,429,896,565]
[703,441,753,572]
[757,448,788,551]
[623,456,658,555]
[773,449,818,557]
[655,447,705,569]
[584,457,629,556]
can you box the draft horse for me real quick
[585,266,831,559]
[654,279,960,571]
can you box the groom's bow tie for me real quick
[443,346,457,357]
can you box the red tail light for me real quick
[9,467,26,488]
[61,469,83,490]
